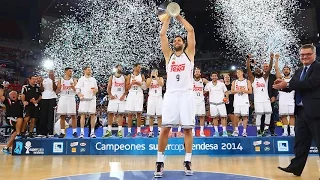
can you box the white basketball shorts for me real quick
[147,96,163,116]
[162,91,195,129]
[194,99,206,116]
[210,103,227,118]
[279,104,295,116]
[234,104,249,116]
[254,101,272,115]
[125,92,144,113]
[57,96,76,115]
[107,99,126,114]
[78,99,96,115]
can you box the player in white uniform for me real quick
[105,65,127,138]
[146,69,164,137]
[75,66,98,138]
[231,69,252,137]
[154,14,195,178]
[204,72,229,137]
[193,67,208,137]
[125,63,145,137]
[247,54,274,136]
[275,54,295,136]
[56,67,78,138]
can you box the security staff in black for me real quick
[0,89,24,154]
[21,75,42,138]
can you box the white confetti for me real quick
[210,0,301,69]
[41,0,186,82]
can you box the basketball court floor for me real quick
[1,150,319,180]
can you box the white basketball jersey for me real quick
[60,78,76,97]
[129,74,143,93]
[193,78,204,101]
[111,75,126,98]
[234,79,249,106]
[205,81,227,103]
[252,77,269,102]
[279,77,295,105]
[166,53,194,92]
[149,79,162,97]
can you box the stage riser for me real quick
[12,137,318,156]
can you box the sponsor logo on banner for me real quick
[310,146,318,153]
[24,141,44,154]
[264,147,270,151]
[263,141,270,146]
[80,148,86,152]
[277,141,289,152]
[255,147,260,152]
[72,148,77,153]
[53,142,64,153]
[253,141,262,146]
[70,142,78,147]
[14,141,23,154]
[80,143,86,147]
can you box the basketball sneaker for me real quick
[177,131,184,137]
[136,132,142,137]
[104,130,112,138]
[90,134,96,138]
[232,131,239,137]
[126,132,133,137]
[59,133,65,138]
[242,132,247,137]
[73,132,78,138]
[282,132,288,137]
[222,131,228,137]
[200,131,206,137]
[2,147,11,155]
[183,161,193,176]
[79,133,84,138]
[213,132,219,137]
[148,131,154,138]
[15,134,22,139]
[290,132,295,137]
[154,162,164,178]
[257,130,263,137]
[117,131,123,138]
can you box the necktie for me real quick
[295,67,308,105]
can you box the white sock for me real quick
[283,125,288,134]
[178,126,182,132]
[108,125,112,132]
[256,114,262,131]
[257,126,261,131]
[150,126,153,132]
[91,128,95,134]
[118,126,122,132]
[158,127,161,132]
[61,129,65,134]
[81,128,84,134]
[128,128,132,133]
[200,126,204,133]
[290,125,294,132]
[234,127,239,132]
[185,153,192,162]
[214,126,218,132]
[265,114,271,125]
[222,126,226,132]
[72,128,76,134]
[264,125,269,130]
[137,127,141,133]
[157,152,165,162]
[243,128,246,133]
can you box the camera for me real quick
[152,75,155,78]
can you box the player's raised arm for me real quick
[274,54,282,79]
[176,15,195,60]
[263,53,274,80]
[160,18,172,64]
[246,55,254,83]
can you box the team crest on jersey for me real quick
[170,61,186,72]
[151,84,160,89]
[193,84,202,91]
[114,82,124,87]
[256,82,265,87]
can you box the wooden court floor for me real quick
[0,150,319,180]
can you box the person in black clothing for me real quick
[223,74,234,130]
[21,75,42,138]
[260,61,278,136]
[0,88,24,154]
[273,44,320,177]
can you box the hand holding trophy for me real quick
[156,1,181,22]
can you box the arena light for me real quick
[231,65,236,70]
[43,59,54,70]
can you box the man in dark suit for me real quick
[260,63,278,136]
[273,44,320,177]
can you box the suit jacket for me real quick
[283,61,320,118]
[267,74,278,99]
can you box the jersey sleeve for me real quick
[75,77,83,89]
[222,84,228,93]
[204,83,210,91]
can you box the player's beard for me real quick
[284,72,290,77]
[255,73,263,78]
[174,45,183,51]
[194,75,201,80]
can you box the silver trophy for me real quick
[157,1,181,22]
